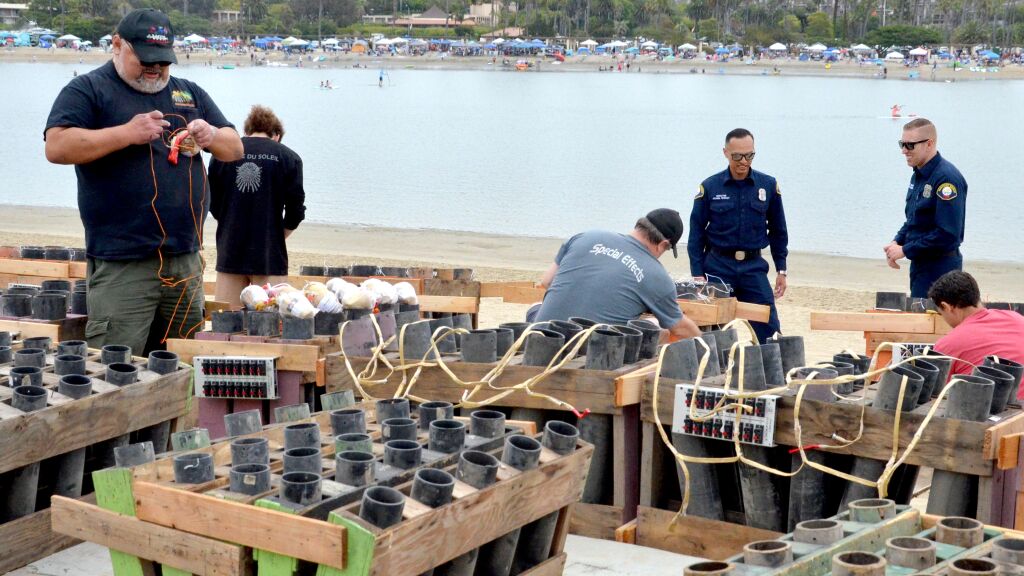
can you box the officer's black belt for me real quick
[711,247,762,261]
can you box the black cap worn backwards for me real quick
[646,208,684,258]
[117,9,177,65]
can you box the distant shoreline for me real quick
[3,46,1022,82]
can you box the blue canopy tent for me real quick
[577,47,590,55]
[715,46,730,54]
[823,48,840,61]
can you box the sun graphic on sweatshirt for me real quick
[235,162,262,193]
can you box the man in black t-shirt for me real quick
[44,9,243,355]
[209,105,306,306]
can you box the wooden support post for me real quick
[92,468,159,576]
[253,500,300,576]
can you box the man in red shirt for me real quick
[931,271,1024,396]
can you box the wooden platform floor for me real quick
[7,535,701,576]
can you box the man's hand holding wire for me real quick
[186,119,217,149]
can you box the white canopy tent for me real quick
[390,37,409,44]
[909,47,929,56]
[184,33,208,43]
[851,43,872,52]
[281,36,301,46]
[678,43,697,51]
[322,38,339,45]
[885,51,905,60]
[57,34,80,41]
[608,40,629,48]
[768,42,787,51]
[580,39,597,47]
[640,40,658,49]
[807,42,828,52]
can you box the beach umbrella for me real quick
[979,50,1000,59]
[768,42,786,51]
[715,46,730,54]
[678,42,696,50]
[57,34,80,41]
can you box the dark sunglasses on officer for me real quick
[898,138,930,151]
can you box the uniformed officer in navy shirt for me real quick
[688,128,789,344]
[884,118,967,298]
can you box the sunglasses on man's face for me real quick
[898,138,930,151]
[730,152,756,162]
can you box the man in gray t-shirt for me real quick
[535,209,701,340]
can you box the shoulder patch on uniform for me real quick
[775,183,781,195]
[695,184,705,199]
[937,182,957,201]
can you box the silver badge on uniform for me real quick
[922,184,932,199]
[758,188,766,202]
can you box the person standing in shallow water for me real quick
[208,105,306,307]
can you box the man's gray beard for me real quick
[113,58,169,94]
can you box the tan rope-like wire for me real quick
[650,332,967,526]
[335,319,604,416]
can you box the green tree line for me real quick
[19,0,1024,46]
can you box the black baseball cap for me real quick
[117,9,177,65]
[646,208,684,258]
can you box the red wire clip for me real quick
[572,408,591,419]
[789,444,821,454]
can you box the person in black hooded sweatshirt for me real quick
[209,105,306,306]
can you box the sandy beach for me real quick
[3,45,1022,82]
[2,203,1022,362]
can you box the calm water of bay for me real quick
[3,61,1022,262]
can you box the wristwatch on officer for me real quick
[778,271,787,276]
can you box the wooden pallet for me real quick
[0,352,193,573]
[326,350,653,540]
[810,310,953,365]
[638,370,1024,529]
[617,507,1024,575]
[51,413,592,576]
[0,314,87,341]
[0,256,87,287]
